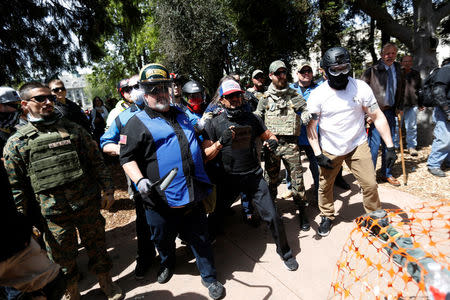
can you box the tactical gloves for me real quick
[137,178,154,196]
[265,139,278,152]
[316,153,333,169]
[385,147,397,169]
[218,127,234,147]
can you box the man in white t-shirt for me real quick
[307,47,397,237]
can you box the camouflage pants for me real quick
[43,204,112,285]
[264,140,305,205]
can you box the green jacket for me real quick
[4,117,113,217]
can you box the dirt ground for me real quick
[101,146,449,231]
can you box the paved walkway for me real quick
[79,168,428,300]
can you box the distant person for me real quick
[361,43,405,187]
[247,69,267,100]
[90,96,109,145]
[393,55,423,156]
[426,58,450,177]
[105,75,138,129]
[48,78,92,133]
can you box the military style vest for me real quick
[17,122,84,193]
[264,94,301,136]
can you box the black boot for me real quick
[298,206,310,231]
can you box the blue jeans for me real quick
[427,107,450,168]
[286,145,319,196]
[145,204,217,283]
[394,107,417,149]
[368,108,395,177]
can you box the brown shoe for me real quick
[408,148,418,156]
[382,176,401,187]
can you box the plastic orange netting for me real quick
[329,199,450,299]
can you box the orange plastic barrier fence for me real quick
[329,199,450,299]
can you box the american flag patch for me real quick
[119,134,127,145]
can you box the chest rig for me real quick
[17,122,84,193]
[264,94,300,136]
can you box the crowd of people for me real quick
[0,43,448,300]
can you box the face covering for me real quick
[187,97,203,114]
[0,111,20,129]
[327,73,349,90]
[225,106,244,120]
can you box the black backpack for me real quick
[419,68,440,107]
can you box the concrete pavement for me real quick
[79,170,429,300]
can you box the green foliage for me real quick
[228,0,314,77]
[0,0,115,85]
[85,0,161,99]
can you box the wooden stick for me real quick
[397,113,407,185]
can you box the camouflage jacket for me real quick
[3,117,114,217]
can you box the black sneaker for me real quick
[318,216,332,237]
[298,207,310,231]
[157,266,173,284]
[134,259,151,280]
[284,257,299,271]
[201,279,225,299]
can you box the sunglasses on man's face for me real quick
[123,84,140,93]
[51,87,66,93]
[28,94,56,103]
[224,92,242,100]
[254,74,264,80]
[274,70,287,77]
[299,69,313,75]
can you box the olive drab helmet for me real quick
[0,87,22,104]
[139,63,171,84]
[322,47,351,90]
[182,80,205,114]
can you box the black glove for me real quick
[218,127,233,147]
[316,153,333,169]
[385,147,397,169]
[265,139,278,152]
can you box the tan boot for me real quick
[97,272,124,300]
[62,282,81,300]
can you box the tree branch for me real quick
[350,0,414,49]
[434,2,450,26]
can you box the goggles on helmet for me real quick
[328,63,351,76]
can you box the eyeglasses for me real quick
[28,95,56,103]
[328,63,351,76]
[123,84,140,93]
[253,74,264,80]
[224,92,242,100]
[51,87,66,93]
[274,70,287,77]
[299,69,313,74]
[146,85,169,95]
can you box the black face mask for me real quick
[225,106,244,120]
[0,111,20,129]
[327,73,349,90]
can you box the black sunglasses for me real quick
[29,94,56,103]
[51,87,66,93]
[299,69,313,74]
[224,92,242,100]
[123,84,140,93]
[254,74,264,80]
[274,70,287,77]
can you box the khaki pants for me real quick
[0,238,60,292]
[319,142,381,220]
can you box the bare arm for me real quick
[103,143,120,156]
[364,103,394,148]
[201,140,223,162]
[122,161,144,184]
[260,129,277,142]
[307,118,322,156]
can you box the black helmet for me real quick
[182,80,204,94]
[0,87,21,104]
[322,47,350,69]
